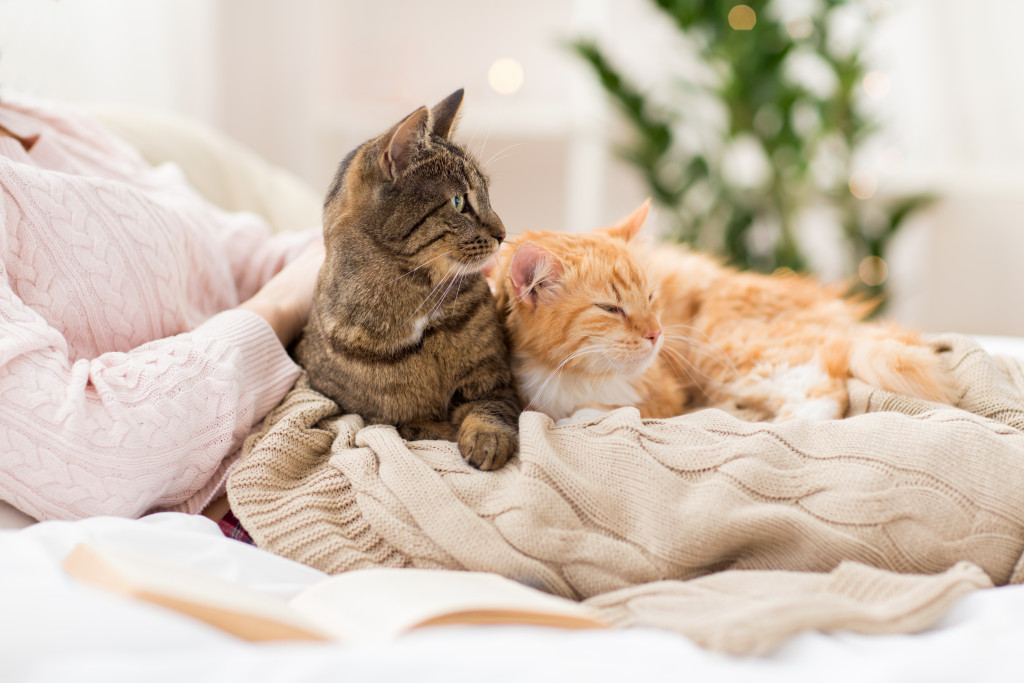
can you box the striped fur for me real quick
[294,89,520,470]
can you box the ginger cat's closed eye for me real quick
[493,200,956,422]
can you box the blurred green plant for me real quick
[571,0,932,303]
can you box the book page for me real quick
[289,568,606,642]
[63,544,331,642]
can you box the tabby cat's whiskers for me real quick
[452,264,472,310]
[392,250,454,282]
[484,143,523,169]
[409,262,460,321]
[476,118,497,168]
[429,264,468,319]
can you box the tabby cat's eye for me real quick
[451,195,467,212]
[595,303,622,315]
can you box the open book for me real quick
[62,543,608,643]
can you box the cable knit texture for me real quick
[0,92,311,521]
[228,334,1024,654]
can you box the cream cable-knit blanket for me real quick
[228,334,1024,654]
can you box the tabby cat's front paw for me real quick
[457,416,518,471]
[398,420,456,443]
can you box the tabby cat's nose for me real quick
[488,217,506,243]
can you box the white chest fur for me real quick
[407,315,430,346]
[515,355,642,420]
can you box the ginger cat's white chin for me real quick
[515,354,643,420]
[602,350,659,376]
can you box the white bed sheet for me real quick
[4,333,1024,682]
[3,512,1024,683]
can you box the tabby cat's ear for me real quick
[379,106,430,180]
[509,242,563,307]
[605,198,652,242]
[431,88,465,140]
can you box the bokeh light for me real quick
[488,58,524,95]
[849,170,878,199]
[862,71,891,99]
[858,256,888,286]
[728,5,756,30]
[786,18,813,39]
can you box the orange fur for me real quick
[493,200,957,422]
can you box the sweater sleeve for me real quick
[0,263,302,521]
[210,206,321,302]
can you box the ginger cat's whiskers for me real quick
[658,344,715,400]
[661,331,741,379]
[537,344,607,382]
[572,355,610,398]
[661,324,735,364]
[661,323,716,345]
[524,345,609,412]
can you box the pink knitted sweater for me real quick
[0,93,314,521]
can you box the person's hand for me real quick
[237,240,325,347]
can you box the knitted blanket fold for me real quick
[227,334,1024,655]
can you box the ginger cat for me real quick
[492,199,956,422]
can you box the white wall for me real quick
[871,0,1024,336]
[1,0,1023,336]
[0,0,219,123]
[218,0,622,235]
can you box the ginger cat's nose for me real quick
[644,328,662,345]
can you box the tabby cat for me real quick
[294,89,520,470]
[492,199,956,422]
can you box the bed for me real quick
[3,503,1024,683]
[4,107,1024,682]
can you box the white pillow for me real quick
[84,103,322,234]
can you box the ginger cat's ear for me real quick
[509,242,563,307]
[605,198,652,242]
[431,88,464,140]
[379,106,430,180]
